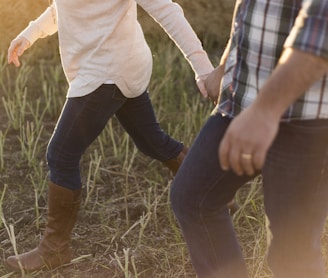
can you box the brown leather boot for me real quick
[162,146,189,175]
[6,182,81,272]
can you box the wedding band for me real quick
[241,153,252,160]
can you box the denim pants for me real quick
[47,84,183,190]
[171,111,328,278]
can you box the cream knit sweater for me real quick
[19,0,214,98]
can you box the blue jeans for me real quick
[171,111,328,278]
[47,84,183,189]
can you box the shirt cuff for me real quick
[188,51,214,78]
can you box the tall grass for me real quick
[0,36,325,278]
[0,2,238,277]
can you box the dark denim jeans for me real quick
[47,84,183,189]
[171,111,328,278]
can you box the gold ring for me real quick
[241,153,252,160]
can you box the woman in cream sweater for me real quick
[6,0,214,272]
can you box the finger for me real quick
[208,90,220,105]
[8,39,28,67]
[8,46,16,64]
[8,50,20,67]
[17,42,28,56]
[218,136,230,171]
[229,147,244,176]
[12,56,21,67]
[253,148,266,171]
[8,52,19,67]
[196,80,208,98]
[200,88,208,98]
[209,93,218,105]
[7,53,13,64]
[8,41,20,63]
[240,153,256,176]
[213,96,218,105]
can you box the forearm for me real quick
[137,0,213,78]
[251,48,328,121]
[18,5,58,46]
[204,38,232,102]
[219,38,232,68]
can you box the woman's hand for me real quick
[8,37,31,67]
[196,74,210,98]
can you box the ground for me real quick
[0,1,310,277]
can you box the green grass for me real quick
[0,36,326,278]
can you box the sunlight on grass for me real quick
[0,41,275,277]
[0,4,326,277]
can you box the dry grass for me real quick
[2,1,326,278]
[0,30,269,277]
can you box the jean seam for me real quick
[198,171,232,277]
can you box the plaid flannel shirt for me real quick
[218,0,328,120]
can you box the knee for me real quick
[170,177,195,222]
[46,140,68,170]
[47,143,82,172]
[170,180,181,214]
[46,140,77,172]
[46,142,64,179]
[46,141,82,189]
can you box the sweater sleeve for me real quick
[18,5,58,46]
[137,0,214,78]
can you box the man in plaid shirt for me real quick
[171,0,328,277]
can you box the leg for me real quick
[171,112,253,278]
[47,84,126,189]
[115,91,238,212]
[115,91,184,162]
[263,120,328,278]
[6,84,126,271]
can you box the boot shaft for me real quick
[162,146,189,175]
[41,182,81,252]
[6,182,82,272]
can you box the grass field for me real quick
[0,1,327,278]
[0,35,268,278]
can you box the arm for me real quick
[219,48,328,176]
[8,5,58,67]
[205,2,239,104]
[205,38,232,104]
[137,0,214,97]
[218,0,328,176]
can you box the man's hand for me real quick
[8,37,30,67]
[218,48,328,176]
[219,105,279,176]
[205,65,225,104]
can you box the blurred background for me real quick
[0,0,235,53]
